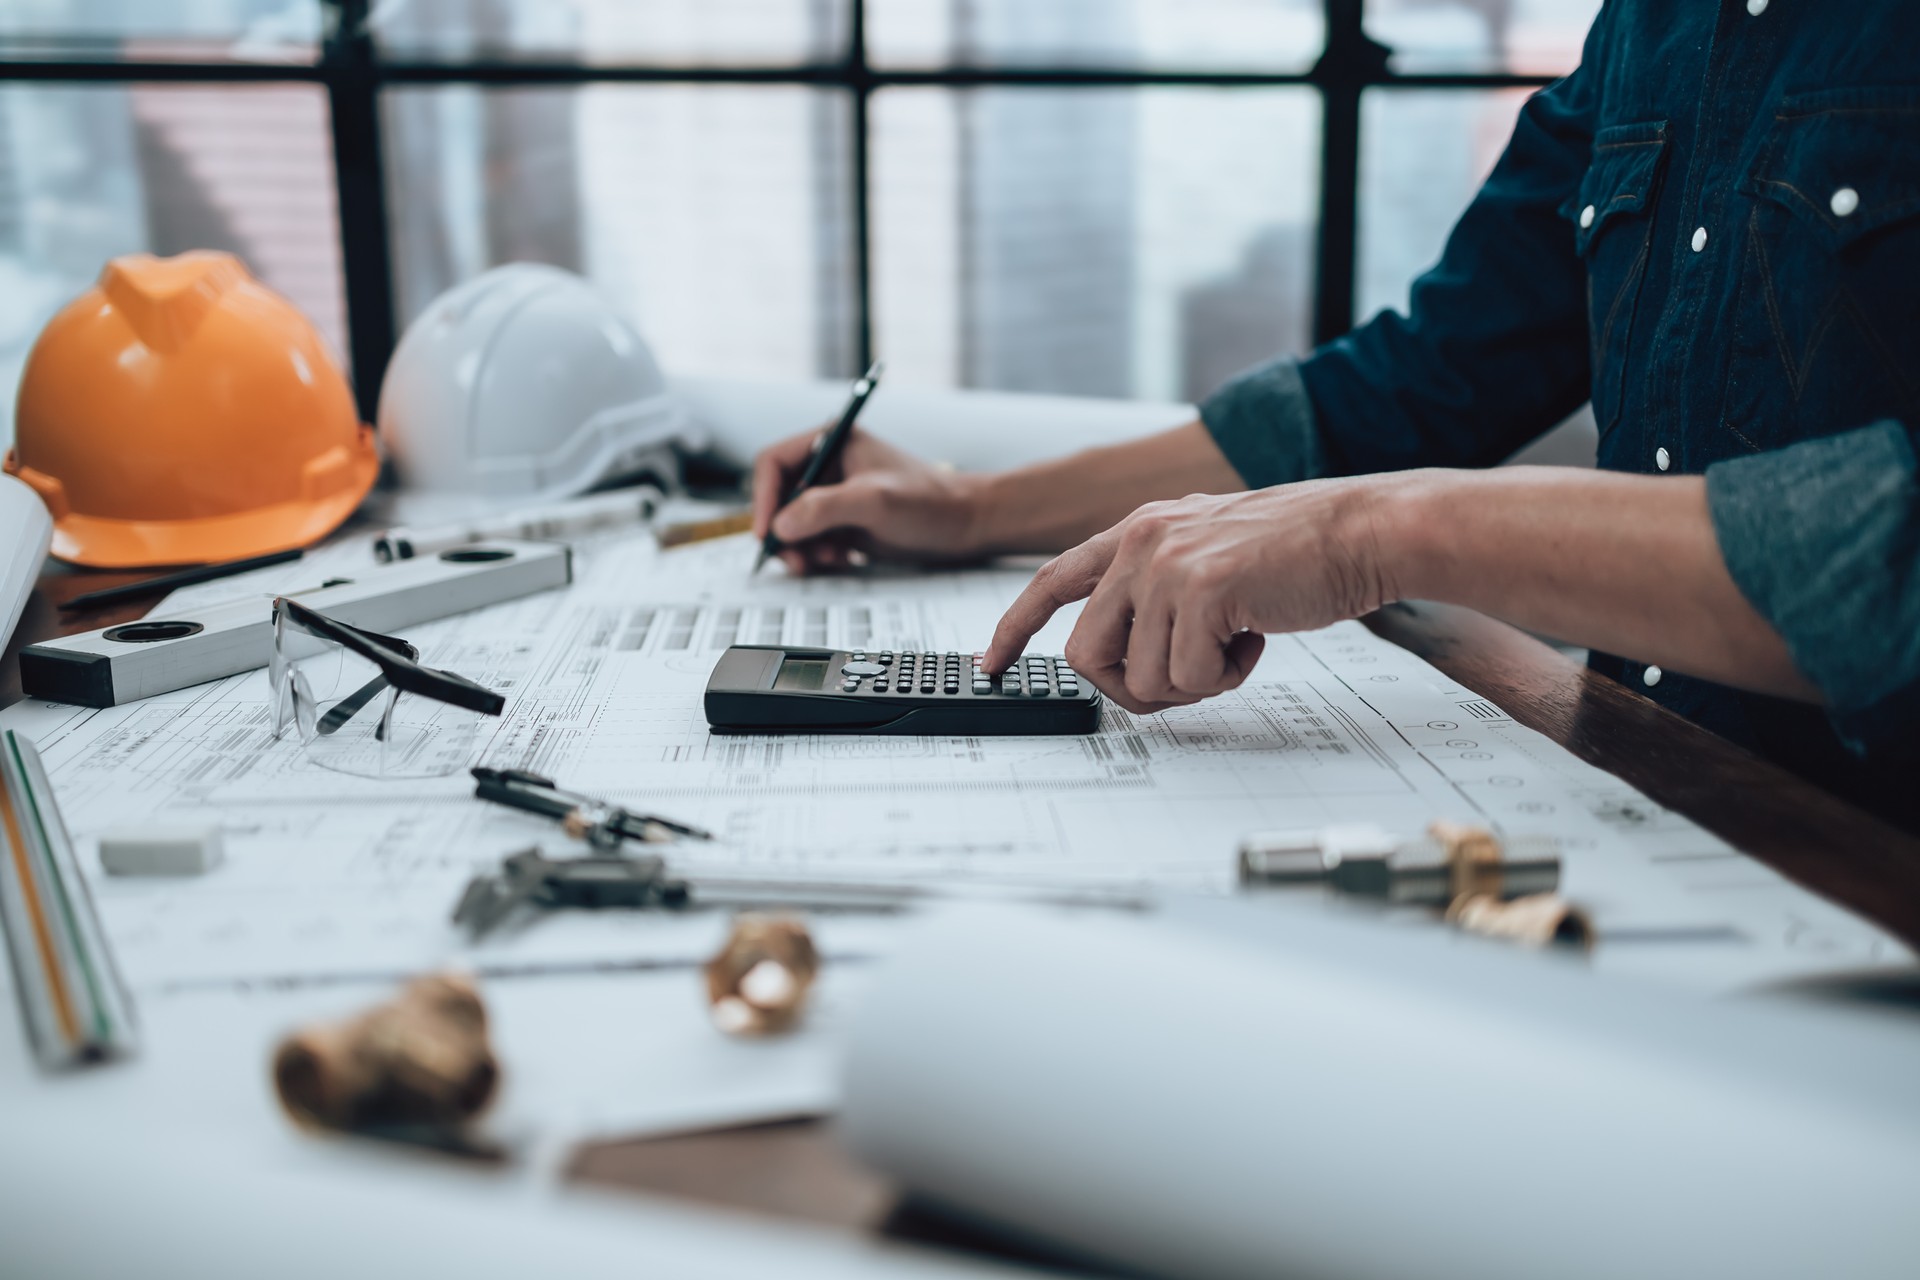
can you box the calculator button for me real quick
[972,682,991,694]
[841,660,886,678]
[878,653,893,664]
[852,651,867,660]
[842,680,859,692]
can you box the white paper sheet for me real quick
[1,526,1905,997]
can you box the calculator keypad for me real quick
[833,651,1088,700]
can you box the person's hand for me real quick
[983,478,1402,714]
[750,426,988,575]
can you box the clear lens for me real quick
[271,610,489,780]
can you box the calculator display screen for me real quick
[772,657,831,692]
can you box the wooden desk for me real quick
[9,575,1920,1272]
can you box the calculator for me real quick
[704,646,1102,735]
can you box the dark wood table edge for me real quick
[1363,600,1920,952]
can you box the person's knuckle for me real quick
[1119,520,1159,555]
[1185,553,1230,593]
[1032,558,1075,602]
[1170,653,1215,690]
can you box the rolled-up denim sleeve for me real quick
[1198,356,1326,489]
[1200,6,1609,486]
[1707,421,1920,752]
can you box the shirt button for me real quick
[1579,204,1596,230]
[1690,226,1708,253]
[1830,186,1860,218]
[1655,446,1671,471]
[1643,665,1663,688]
[1747,0,1767,14]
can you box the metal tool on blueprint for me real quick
[450,842,936,942]
[452,846,692,941]
[470,766,713,849]
[1238,821,1561,905]
[18,539,571,707]
[1240,820,1591,951]
[372,486,663,563]
[0,728,138,1069]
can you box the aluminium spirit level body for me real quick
[19,541,571,708]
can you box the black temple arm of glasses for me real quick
[275,597,506,718]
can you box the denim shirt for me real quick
[1200,0,1920,825]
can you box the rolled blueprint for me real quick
[673,375,1195,473]
[841,901,1920,1280]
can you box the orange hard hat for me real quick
[3,251,378,568]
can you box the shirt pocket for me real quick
[1562,121,1668,439]
[1725,89,1920,453]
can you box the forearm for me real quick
[1378,467,1819,701]
[968,420,1245,555]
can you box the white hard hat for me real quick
[377,264,699,507]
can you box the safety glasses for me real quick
[270,597,505,779]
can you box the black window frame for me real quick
[0,0,1559,421]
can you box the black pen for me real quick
[753,361,884,575]
[59,548,303,612]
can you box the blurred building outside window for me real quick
[0,0,1599,458]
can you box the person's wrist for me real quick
[1352,469,1455,607]
[954,469,1010,558]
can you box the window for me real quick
[0,0,1593,451]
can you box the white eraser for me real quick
[98,825,225,877]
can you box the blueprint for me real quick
[1,527,1906,997]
